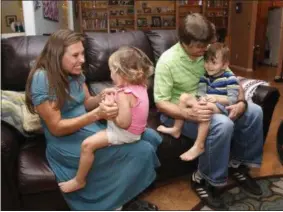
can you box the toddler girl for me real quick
[59,46,154,193]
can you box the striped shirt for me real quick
[198,71,240,105]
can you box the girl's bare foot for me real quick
[58,178,86,193]
[157,125,181,138]
[180,145,205,161]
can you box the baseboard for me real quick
[230,65,253,72]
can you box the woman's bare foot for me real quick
[180,145,205,161]
[157,125,181,138]
[58,178,86,193]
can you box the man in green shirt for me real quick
[154,13,264,210]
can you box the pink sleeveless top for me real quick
[117,85,149,135]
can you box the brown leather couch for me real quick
[1,30,280,210]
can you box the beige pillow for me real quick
[1,90,42,134]
[21,104,43,133]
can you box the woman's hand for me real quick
[100,87,117,100]
[97,94,118,120]
[226,101,246,120]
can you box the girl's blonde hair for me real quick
[108,46,154,86]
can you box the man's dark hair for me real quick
[178,13,216,45]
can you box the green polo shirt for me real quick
[154,42,205,104]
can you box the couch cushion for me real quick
[83,31,154,83]
[145,30,178,63]
[18,136,58,195]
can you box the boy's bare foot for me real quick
[58,178,86,193]
[157,125,181,138]
[180,145,205,161]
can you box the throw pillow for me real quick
[237,76,269,102]
[1,90,42,136]
[22,104,43,134]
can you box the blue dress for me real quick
[30,70,161,210]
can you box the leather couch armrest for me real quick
[252,85,280,141]
[1,122,25,210]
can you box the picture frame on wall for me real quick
[5,15,17,27]
[42,0,59,22]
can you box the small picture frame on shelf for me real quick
[142,2,147,9]
[137,18,147,27]
[163,20,169,27]
[127,8,134,14]
[120,10,124,15]
[152,16,161,27]
[156,7,161,13]
[125,20,134,25]
[109,0,118,5]
[144,8,151,13]
[110,11,117,16]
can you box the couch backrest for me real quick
[84,31,154,83]
[1,36,49,91]
[1,30,179,92]
[145,30,178,63]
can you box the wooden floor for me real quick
[141,65,283,210]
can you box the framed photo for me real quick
[143,8,151,13]
[42,1,59,22]
[137,18,147,27]
[152,16,161,27]
[125,20,134,25]
[5,15,17,27]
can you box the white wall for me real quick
[1,0,24,33]
[22,0,69,35]
[34,1,64,35]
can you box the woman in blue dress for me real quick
[25,29,161,210]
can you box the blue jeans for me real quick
[160,102,264,186]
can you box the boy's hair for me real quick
[178,13,216,46]
[204,42,230,64]
[108,46,154,86]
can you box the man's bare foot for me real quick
[180,145,205,161]
[157,125,181,138]
[58,178,86,193]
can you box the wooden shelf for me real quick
[83,7,107,11]
[84,29,108,32]
[206,7,228,10]
[137,12,175,16]
[110,26,135,29]
[83,17,107,20]
[109,15,134,19]
[179,5,202,8]
[108,5,134,8]
[79,1,230,34]
[138,26,176,30]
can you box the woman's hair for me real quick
[178,13,216,46]
[108,46,154,86]
[25,29,84,114]
[204,42,230,64]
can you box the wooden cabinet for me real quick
[79,0,231,36]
